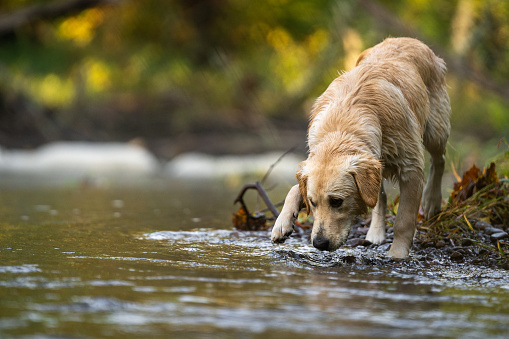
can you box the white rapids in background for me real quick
[0,141,302,183]
[0,142,160,175]
[165,152,302,179]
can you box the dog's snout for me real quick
[312,235,330,251]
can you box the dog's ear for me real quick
[348,155,381,208]
[296,161,310,215]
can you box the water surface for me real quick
[0,178,508,338]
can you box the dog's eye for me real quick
[329,197,343,208]
[309,199,317,208]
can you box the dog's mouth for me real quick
[312,235,346,251]
[312,235,330,251]
[311,220,352,251]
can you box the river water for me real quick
[0,175,508,338]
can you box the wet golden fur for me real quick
[271,38,451,258]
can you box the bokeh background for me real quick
[1,0,508,173]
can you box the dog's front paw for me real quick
[271,214,294,243]
[366,227,386,244]
[366,212,386,244]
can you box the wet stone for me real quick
[343,255,356,264]
[346,238,369,247]
[357,217,367,226]
[450,251,464,261]
[474,220,492,230]
[377,243,391,252]
[424,241,435,248]
[479,248,490,256]
[485,226,504,235]
[435,240,446,248]
[357,227,369,235]
[461,239,474,246]
[491,232,508,240]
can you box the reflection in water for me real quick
[0,183,508,338]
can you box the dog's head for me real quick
[297,153,381,251]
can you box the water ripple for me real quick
[0,265,41,274]
[143,228,509,289]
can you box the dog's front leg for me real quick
[271,185,302,243]
[388,174,423,258]
[366,182,387,244]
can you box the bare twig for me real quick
[260,146,296,186]
[233,182,280,218]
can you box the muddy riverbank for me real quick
[270,211,509,271]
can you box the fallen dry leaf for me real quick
[450,163,499,206]
[232,206,268,231]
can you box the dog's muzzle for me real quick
[312,235,330,251]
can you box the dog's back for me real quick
[356,38,451,156]
[308,37,450,180]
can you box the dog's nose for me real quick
[313,236,330,251]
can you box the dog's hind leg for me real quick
[389,172,424,258]
[422,87,450,220]
[366,182,387,244]
[271,185,302,243]
[422,152,445,220]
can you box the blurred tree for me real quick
[0,0,115,38]
[0,0,507,160]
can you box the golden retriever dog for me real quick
[271,37,451,258]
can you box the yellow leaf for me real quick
[463,214,474,232]
[497,240,505,256]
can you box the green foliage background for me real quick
[0,0,508,169]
